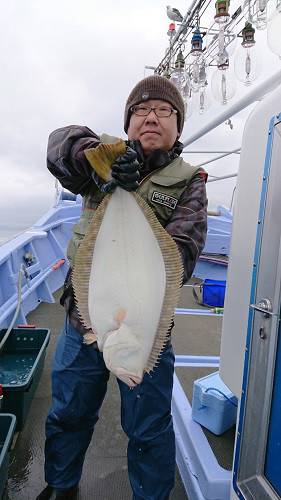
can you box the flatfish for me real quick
[72,140,183,387]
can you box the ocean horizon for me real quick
[0,196,54,247]
[0,223,31,246]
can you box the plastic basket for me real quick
[0,328,50,431]
[0,414,17,499]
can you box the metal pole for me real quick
[207,173,238,182]
[194,147,241,167]
[182,150,241,154]
[156,0,198,72]
[182,70,281,147]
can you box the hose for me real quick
[0,264,25,354]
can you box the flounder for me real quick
[72,140,183,387]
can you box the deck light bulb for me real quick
[214,0,231,25]
[191,60,200,92]
[198,86,212,114]
[186,81,212,114]
[199,62,208,88]
[184,93,194,119]
[211,65,236,104]
[170,50,187,92]
[234,22,260,85]
[170,69,186,91]
[267,0,281,57]
[182,73,194,118]
[234,46,260,84]
[197,64,212,113]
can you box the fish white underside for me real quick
[88,187,166,387]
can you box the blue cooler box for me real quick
[192,371,238,435]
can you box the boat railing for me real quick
[0,193,82,328]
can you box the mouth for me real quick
[141,131,161,136]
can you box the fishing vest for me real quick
[67,134,201,265]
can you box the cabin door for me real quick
[233,115,281,499]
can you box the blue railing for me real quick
[0,193,82,327]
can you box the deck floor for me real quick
[5,282,234,499]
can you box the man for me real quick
[37,75,207,500]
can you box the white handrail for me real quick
[182,150,241,154]
[195,148,241,167]
[207,173,238,183]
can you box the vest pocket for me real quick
[145,180,186,226]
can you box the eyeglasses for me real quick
[130,105,178,118]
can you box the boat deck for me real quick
[5,282,234,499]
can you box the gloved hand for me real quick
[111,147,140,191]
[91,147,140,193]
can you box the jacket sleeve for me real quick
[165,173,208,284]
[47,125,101,195]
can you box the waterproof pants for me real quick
[44,320,176,500]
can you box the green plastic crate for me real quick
[0,414,17,499]
[0,328,50,431]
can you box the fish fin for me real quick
[85,140,126,181]
[72,194,112,331]
[133,192,184,372]
[83,332,98,345]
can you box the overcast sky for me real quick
[0,0,279,241]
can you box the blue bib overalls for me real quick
[44,319,176,500]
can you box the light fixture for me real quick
[199,87,212,114]
[184,96,194,119]
[167,22,176,38]
[211,56,237,104]
[186,81,212,115]
[190,29,203,56]
[169,50,187,91]
[214,0,231,25]
[191,60,200,92]
[234,22,260,85]
[199,62,207,87]
[197,63,212,114]
[182,73,194,118]
[267,0,281,57]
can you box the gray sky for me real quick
[0,0,279,239]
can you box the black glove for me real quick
[91,146,140,193]
[110,147,140,191]
[91,171,116,193]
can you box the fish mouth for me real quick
[117,372,143,387]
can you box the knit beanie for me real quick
[124,75,185,135]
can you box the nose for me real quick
[144,109,158,122]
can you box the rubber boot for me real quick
[35,484,79,500]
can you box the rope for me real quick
[204,387,238,407]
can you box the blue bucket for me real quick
[202,279,226,307]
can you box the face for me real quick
[127,99,180,156]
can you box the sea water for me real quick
[0,352,37,385]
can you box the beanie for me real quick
[124,75,185,135]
